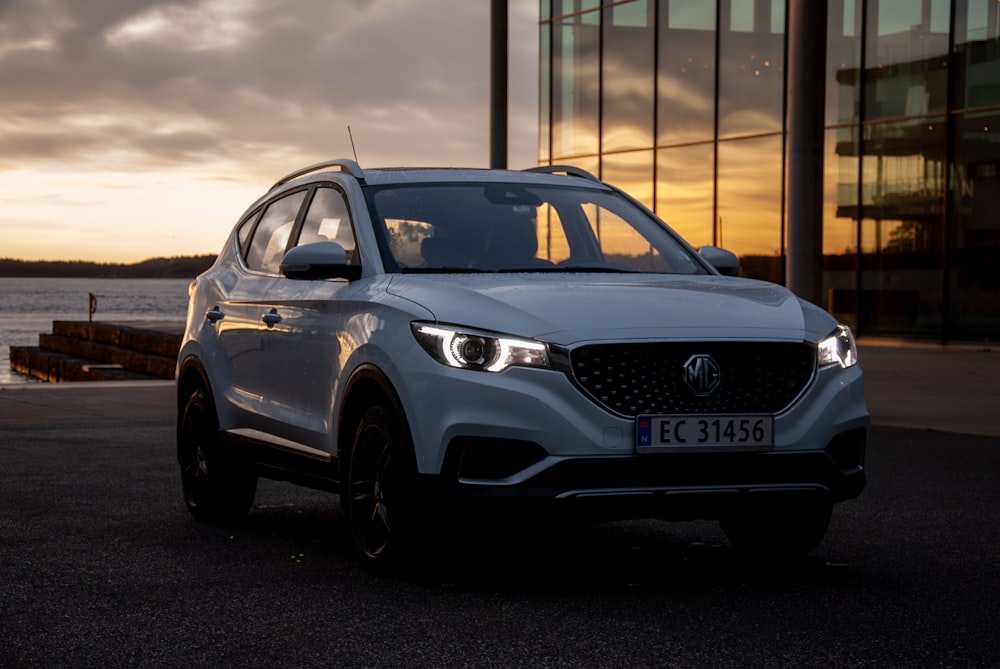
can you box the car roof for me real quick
[238,160,616,220]
[270,158,612,191]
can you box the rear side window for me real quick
[245,191,308,274]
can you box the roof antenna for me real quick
[347,125,359,163]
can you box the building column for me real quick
[785,0,828,306]
[490,0,508,169]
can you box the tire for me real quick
[344,405,417,570]
[177,387,257,523]
[720,497,833,559]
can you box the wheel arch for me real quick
[337,364,414,475]
[176,355,214,415]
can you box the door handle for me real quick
[206,306,224,323]
[262,309,282,327]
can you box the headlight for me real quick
[411,322,549,373]
[817,324,858,369]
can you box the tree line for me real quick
[0,255,217,278]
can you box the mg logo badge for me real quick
[683,354,720,396]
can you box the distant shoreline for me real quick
[0,256,216,279]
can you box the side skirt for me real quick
[222,428,340,493]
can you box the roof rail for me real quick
[523,165,599,182]
[271,159,366,190]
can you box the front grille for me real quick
[567,341,816,417]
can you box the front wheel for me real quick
[177,387,257,523]
[720,497,833,559]
[344,405,417,570]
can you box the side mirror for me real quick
[280,241,361,280]
[699,246,741,277]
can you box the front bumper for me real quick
[415,427,867,522]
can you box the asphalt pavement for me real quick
[0,420,996,667]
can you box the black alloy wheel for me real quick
[177,387,257,523]
[346,405,415,569]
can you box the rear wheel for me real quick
[344,405,417,570]
[177,387,257,523]
[720,497,833,559]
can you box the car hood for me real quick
[385,273,836,346]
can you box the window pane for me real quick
[962,0,1000,40]
[730,0,755,32]
[717,135,783,282]
[552,12,601,159]
[668,0,714,30]
[954,0,1000,109]
[827,0,862,125]
[658,1,717,145]
[858,118,946,337]
[601,149,654,209]
[245,191,307,274]
[718,0,784,138]
[299,187,356,262]
[823,127,860,329]
[865,0,950,119]
[949,110,1000,338]
[602,0,655,152]
[656,144,715,247]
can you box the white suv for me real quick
[177,159,869,569]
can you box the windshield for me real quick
[366,183,706,275]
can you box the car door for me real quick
[251,185,359,451]
[217,189,308,430]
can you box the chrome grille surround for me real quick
[567,341,817,418]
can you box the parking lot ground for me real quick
[0,417,997,668]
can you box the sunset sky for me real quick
[1,0,539,263]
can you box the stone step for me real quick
[8,321,184,383]
[38,333,176,379]
[8,346,159,382]
[52,320,183,358]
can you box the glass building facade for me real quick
[538,0,1000,341]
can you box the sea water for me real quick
[0,277,192,384]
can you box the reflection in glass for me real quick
[961,0,1000,40]
[668,0,714,30]
[717,135,783,282]
[948,110,1000,337]
[823,127,860,328]
[656,144,715,248]
[827,0,862,125]
[858,118,945,336]
[552,12,601,159]
[718,1,785,138]
[657,0,717,145]
[865,0,949,119]
[954,0,1000,108]
[602,0,654,152]
[825,127,860,256]
[601,150,654,210]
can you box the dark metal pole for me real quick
[785,0,827,305]
[490,0,508,169]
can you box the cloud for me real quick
[0,0,538,173]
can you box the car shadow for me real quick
[214,482,865,595]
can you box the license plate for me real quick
[635,414,774,452]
